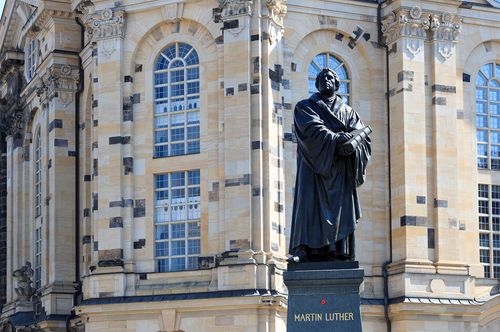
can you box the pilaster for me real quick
[86,7,129,287]
[382,6,431,267]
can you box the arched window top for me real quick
[308,53,350,101]
[476,62,500,170]
[155,43,199,71]
[153,42,200,158]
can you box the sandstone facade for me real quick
[0,0,499,331]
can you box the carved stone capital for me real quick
[265,0,287,27]
[429,12,462,42]
[382,6,430,45]
[88,9,126,41]
[218,0,253,20]
[36,64,79,105]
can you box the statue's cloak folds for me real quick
[289,93,371,253]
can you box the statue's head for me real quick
[315,68,340,95]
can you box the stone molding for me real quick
[218,0,253,19]
[36,64,80,106]
[23,9,74,38]
[88,9,126,41]
[382,7,462,60]
[265,0,287,27]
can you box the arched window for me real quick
[24,38,39,81]
[476,63,500,169]
[34,128,42,217]
[33,127,42,288]
[154,43,200,158]
[308,53,350,102]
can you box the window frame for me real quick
[154,170,201,272]
[478,184,500,278]
[153,42,201,158]
[476,62,500,170]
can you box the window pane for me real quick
[171,60,184,68]
[155,86,168,99]
[491,131,500,143]
[338,82,349,94]
[477,71,488,86]
[477,115,487,127]
[171,84,185,97]
[155,131,168,144]
[155,101,169,114]
[171,113,185,126]
[171,128,185,142]
[476,101,487,114]
[477,88,487,100]
[187,141,200,154]
[490,80,500,88]
[187,112,200,124]
[171,98,184,112]
[493,201,500,215]
[187,126,200,140]
[185,51,199,65]
[156,225,169,240]
[493,217,500,231]
[478,144,487,157]
[170,143,185,156]
[480,249,490,263]
[155,72,168,85]
[477,130,488,142]
[155,116,169,129]
[480,233,490,247]
[490,89,500,102]
[156,242,169,257]
[484,265,490,278]
[479,184,489,198]
[171,241,185,255]
[188,257,198,270]
[479,200,489,214]
[492,159,500,170]
[491,103,500,115]
[492,185,500,199]
[171,223,186,238]
[187,82,199,94]
[478,158,488,169]
[188,170,200,185]
[479,216,489,230]
[490,117,500,129]
[187,97,200,110]
[171,69,184,83]
[493,234,500,248]
[163,45,176,60]
[482,63,493,78]
[155,145,168,158]
[491,145,500,158]
[157,259,169,272]
[314,54,327,68]
[171,257,185,271]
[178,43,193,58]
[188,239,200,254]
[171,172,185,187]
[188,222,200,237]
[187,67,199,80]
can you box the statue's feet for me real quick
[287,248,308,263]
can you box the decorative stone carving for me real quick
[382,6,430,58]
[265,0,287,27]
[13,261,35,301]
[429,12,462,62]
[0,107,25,139]
[36,64,79,105]
[218,0,253,19]
[88,9,126,41]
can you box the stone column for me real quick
[382,6,432,270]
[217,0,254,258]
[88,9,129,281]
[428,12,467,272]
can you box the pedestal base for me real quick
[284,261,364,332]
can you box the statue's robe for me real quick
[289,93,371,254]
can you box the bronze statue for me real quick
[288,68,371,263]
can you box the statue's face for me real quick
[317,71,336,95]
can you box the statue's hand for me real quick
[337,132,353,144]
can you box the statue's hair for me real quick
[315,68,340,92]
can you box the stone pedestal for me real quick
[284,261,364,332]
